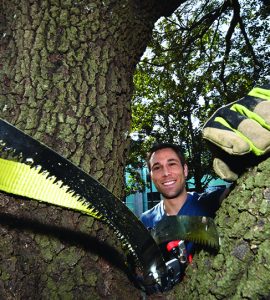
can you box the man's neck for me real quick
[163,192,188,216]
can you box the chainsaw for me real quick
[0,118,219,294]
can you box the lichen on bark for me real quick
[4,0,267,298]
[169,157,270,299]
[0,0,186,298]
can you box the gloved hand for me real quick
[203,85,270,181]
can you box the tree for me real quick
[131,0,270,191]
[171,157,270,299]
[0,0,270,299]
[0,0,184,298]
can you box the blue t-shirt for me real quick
[140,188,224,229]
[140,188,225,256]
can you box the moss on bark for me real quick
[0,0,184,298]
[163,157,270,300]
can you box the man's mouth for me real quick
[162,180,176,186]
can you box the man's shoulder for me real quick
[198,186,227,201]
[140,202,163,229]
[141,202,162,218]
[181,186,228,217]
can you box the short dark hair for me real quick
[147,143,186,170]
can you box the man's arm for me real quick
[218,186,231,205]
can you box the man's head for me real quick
[147,143,188,200]
[147,143,186,170]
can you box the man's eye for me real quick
[152,166,160,171]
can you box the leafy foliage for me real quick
[127,0,270,192]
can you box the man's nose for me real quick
[162,165,170,176]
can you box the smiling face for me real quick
[149,147,188,200]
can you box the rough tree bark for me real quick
[0,0,184,298]
[179,157,270,299]
[1,0,269,299]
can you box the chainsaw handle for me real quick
[138,258,185,294]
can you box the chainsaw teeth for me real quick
[0,119,168,288]
[0,145,138,259]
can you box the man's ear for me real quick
[183,164,188,177]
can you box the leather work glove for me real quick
[203,84,270,181]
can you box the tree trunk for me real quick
[5,1,267,299]
[0,0,183,298]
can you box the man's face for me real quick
[149,148,188,200]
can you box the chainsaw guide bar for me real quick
[0,119,219,293]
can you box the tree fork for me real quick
[171,157,270,299]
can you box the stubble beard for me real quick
[161,186,185,200]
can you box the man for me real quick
[140,84,270,260]
[140,143,230,261]
[141,84,270,227]
[140,143,230,230]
